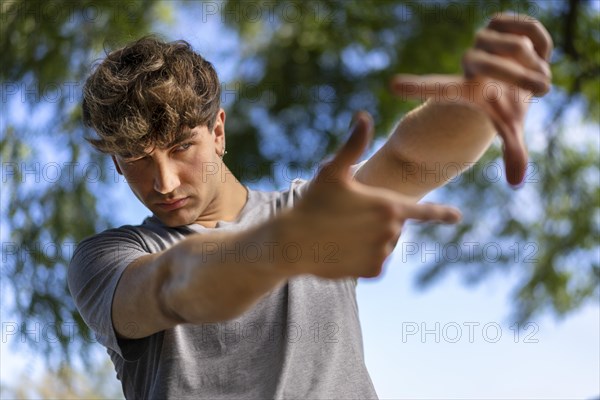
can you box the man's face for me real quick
[112,111,228,227]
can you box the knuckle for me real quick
[515,37,534,54]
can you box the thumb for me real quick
[317,111,373,183]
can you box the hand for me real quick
[281,112,462,279]
[391,13,553,186]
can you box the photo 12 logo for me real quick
[401,321,539,344]
[399,241,539,264]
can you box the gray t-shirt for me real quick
[68,178,378,399]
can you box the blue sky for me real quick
[1,1,599,398]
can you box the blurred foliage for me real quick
[1,0,166,371]
[0,0,598,384]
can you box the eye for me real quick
[174,142,192,152]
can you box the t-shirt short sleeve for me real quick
[68,226,150,358]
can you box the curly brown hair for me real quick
[82,36,221,157]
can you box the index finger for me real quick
[396,201,463,224]
[488,13,553,61]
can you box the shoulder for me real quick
[67,218,192,295]
[73,217,191,257]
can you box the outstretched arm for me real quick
[113,116,461,339]
[355,13,553,198]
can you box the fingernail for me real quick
[509,181,525,190]
[349,112,362,130]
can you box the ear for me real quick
[111,155,123,175]
[213,108,226,156]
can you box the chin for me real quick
[154,211,194,228]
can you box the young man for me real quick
[69,14,552,399]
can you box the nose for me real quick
[153,160,180,194]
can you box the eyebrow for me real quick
[119,128,200,159]
[164,128,198,148]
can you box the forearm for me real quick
[113,215,309,339]
[391,100,496,166]
[159,217,298,324]
[387,100,496,196]
[354,100,497,200]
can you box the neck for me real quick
[195,163,248,228]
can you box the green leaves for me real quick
[1,0,167,369]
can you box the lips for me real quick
[156,197,189,211]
